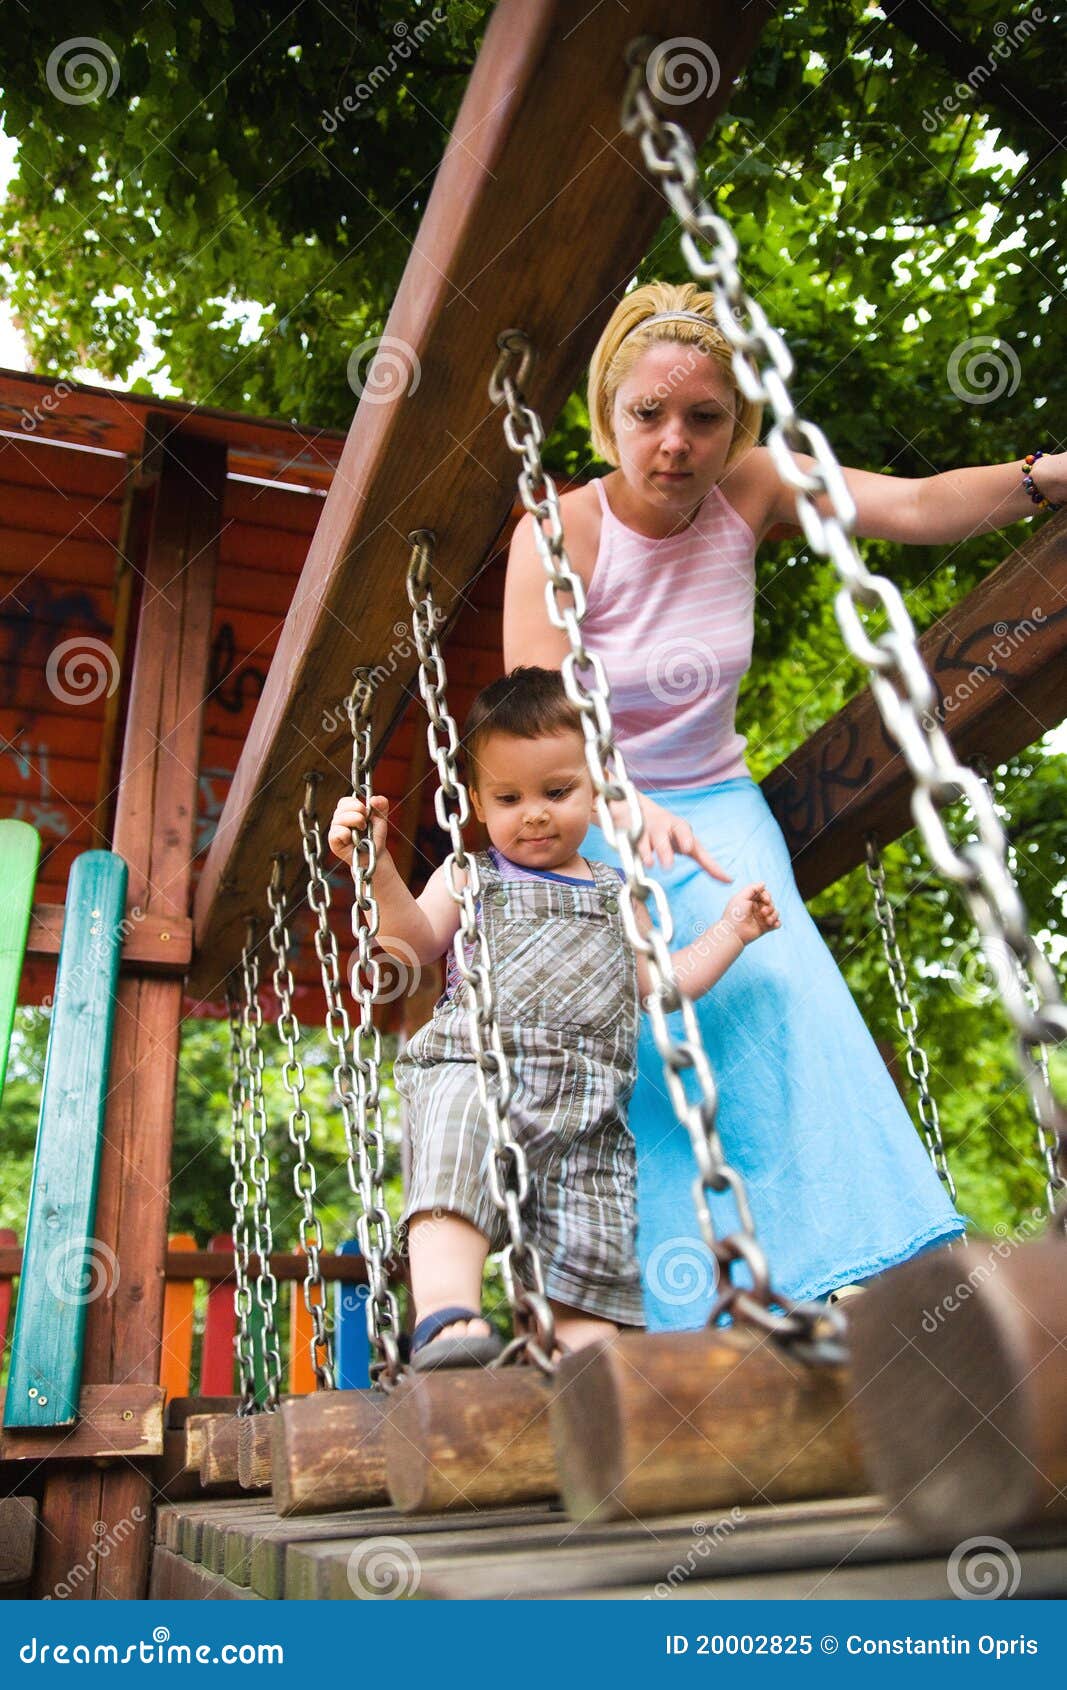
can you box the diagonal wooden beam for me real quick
[763,511,1067,898]
[189,0,776,997]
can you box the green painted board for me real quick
[3,851,129,1428]
[0,820,40,1101]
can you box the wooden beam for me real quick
[385,1370,559,1514]
[189,0,776,994]
[0,1384,163,1461]
[33,427,226,1601]
[26,905,192,972]
[764,511,1067,897]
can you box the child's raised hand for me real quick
[723,882,781,947]
[328,793,389,865]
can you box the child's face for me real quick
[469,728,594,871]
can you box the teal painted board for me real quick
[3,851,128,1428]
[0,821,40,1101]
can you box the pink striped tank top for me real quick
[581,477,756,789]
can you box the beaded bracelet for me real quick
[1022,450,1063,514]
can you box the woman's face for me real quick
[611,342,737,512]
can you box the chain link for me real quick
[266,854,335,1390]
[406,534,557,1371]
[971,760,1065,1215]
[299,753,403,1387]
[487,348,841,1360]
[864,836,957,1201]
[239,926,283,1409]
[620,36,1067,1233]
[226,989,257,1413]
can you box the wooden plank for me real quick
[764,511,1067,896]
[148,1428,245,1503]
[189,0,774,992]
[0,1246,375,1283]
[414,1515,1067,1602]
[201,1236,237,1396]
[150,1545,262,1600]
[159,1234,197,1404]
[0,368,344,489]
[34,429,226,1602]
[26,905,192,972]
[4,849,128,1427]
[0,1497,37,1585]
[0,1384,163,1459]
[0,821,39,1098]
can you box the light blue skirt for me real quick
[581,776,965,1330]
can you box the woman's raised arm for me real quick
[760,445,1066,547]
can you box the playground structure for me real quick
[1,0,1066,1600]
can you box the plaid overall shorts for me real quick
[394,849,644,1325]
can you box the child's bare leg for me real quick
[549,1297,618,1355]
[408,1210,492,1340]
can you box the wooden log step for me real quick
[385,1367,557,1513]
[149,1546,263,1600]
[549,1329,865,1523]
[201,1414,266,1489]
[150,1430,246,1502]
[847,1236,1067,1540]
[237,1411,275,1490]
[272,1389,392,1515]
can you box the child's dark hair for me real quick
[462,667,583,789]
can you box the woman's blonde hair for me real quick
[587,281,763,468]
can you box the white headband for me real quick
[623,310,717,339]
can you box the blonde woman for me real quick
[503,279,1065,1327]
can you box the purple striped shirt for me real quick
[581,476,756,789]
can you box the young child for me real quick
[329,667,780,1369]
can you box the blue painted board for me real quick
[334,1239,371,1389]
[4,851,128,1428]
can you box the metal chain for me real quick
[266,855,334,1390]
[620,36,1067,1232]
[299,755,403,1388]
[864,835,957,1201]
[487,356,839,1361]
[972,760,1065,1215]
[226,989,257,1413]
[406,534,557,1371]
[239,925,283,1410]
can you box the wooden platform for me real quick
[150,1496,1067,1601]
